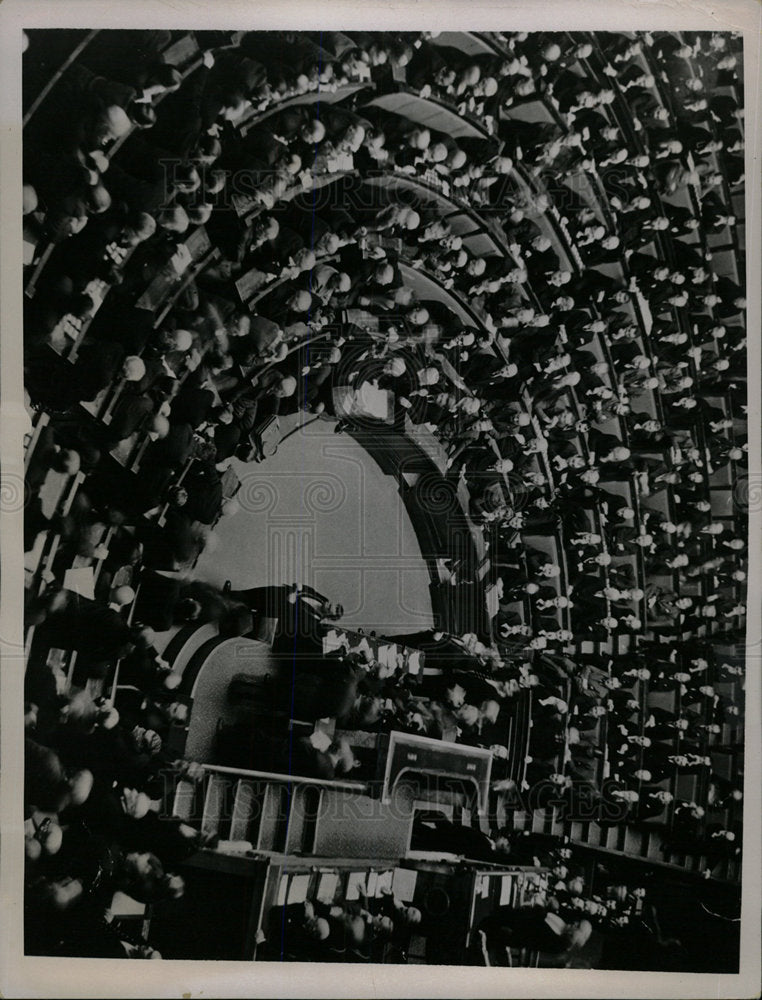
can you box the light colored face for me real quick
[306,916,330,941]
[457,704,480,727]
[447,683,466,708]
[168,702,188,722]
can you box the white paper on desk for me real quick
[375,870,393,897]
[40,470,70,519]
[500,875,514,905]
[345,871,367,901]
[84,279,105,311]
[392,868,417,902]
[24,532,46,576]
[287,874,311,905]
[46,648,68,672]
[354,382,392,421]
[110,892,146,917]
[485,583,501,619]
[276,874,288,907]
[310,729,332,753]
[63,567,95,600]
[351,636,370,656]
[315,873,339,903]
[323,628,343,653]
[327,153,353,173]
[407,651,421,675]
[366,872,378,898]
[377,644,395,668]
[170,246,192,275]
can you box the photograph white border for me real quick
[1,1,759,996]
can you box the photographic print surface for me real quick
[18,24,749,976]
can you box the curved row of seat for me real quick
[22,29,746,890]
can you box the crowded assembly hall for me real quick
[20,28,747,971]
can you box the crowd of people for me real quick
[22,27,745,964]
[264,883,424,964]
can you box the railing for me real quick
[23,30,101,127]
[201,761,370,793]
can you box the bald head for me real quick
[276,375,297,398]
[150,414,170,439]
[301,120,326,144]
[103,105,132,139]
[294,248,316,272]
[122,356,146,382]
[89,184,112,214]
[289,290,312,312]
[23,183,38,215]
[168,329,193,352]
[158,205,189,234]
[374,263,394,286]
[187,203,213,225]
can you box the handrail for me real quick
[396,259,482,330]
[363,169,515,261]
[23,30,100,127]
[201,761,370,793]
[363,81,498,142]
[106,34,204,161]
[239,81,375,137]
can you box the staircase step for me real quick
[604,825,619,849]
[172,778,198,823]
[257,783,290,852]
[230,779,262,842]
[165,622,220,678]
[550,807,564,837]
[624,828,643,855]
[284,786,312,854]
[150,623,183,658]
[512,810,531,832]
[543,808,555,834]
[645,829,663,858]
[298,785,322,855]
[569,820,584,841]
[587,822,603,846]
[201,773,233,837]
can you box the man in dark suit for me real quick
[476,905,592,964]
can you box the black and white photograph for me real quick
[1,1,760,996]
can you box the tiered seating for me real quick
[22,28,746,965]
